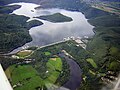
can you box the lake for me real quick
[9,2,94,54]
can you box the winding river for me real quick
[8,2,94,90]
[59,53,82,90]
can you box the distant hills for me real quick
[0,0,119,6]
[104,0,119,1]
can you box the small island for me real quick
[35,13,73,23]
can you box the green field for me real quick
[47,58,62,71]
[45,57,62,84]
[45,52,51,56]
[5,65,44,90]
[86,58,98,69]
[6,53,63,89]
[16,50,32,58]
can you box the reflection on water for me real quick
[9,2,94,53]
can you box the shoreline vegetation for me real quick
[0,0,120,90]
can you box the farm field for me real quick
[5,48,66,90]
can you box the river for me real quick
[59,53,82,90]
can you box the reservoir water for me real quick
[9,2,94,54]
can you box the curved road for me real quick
[59,53,82,90]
